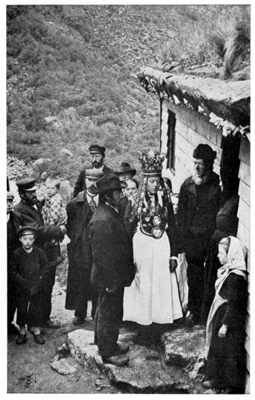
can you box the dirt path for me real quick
[7,255,118,394]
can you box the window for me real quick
[167,110,176,171]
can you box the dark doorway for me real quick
[220,133,241,235]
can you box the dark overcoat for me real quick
[73,165,113,198]
[14,199,64,251]
[7,211,22,258]
[177,172,221,258]
[89,203,135,292]
[65,191,93,310]
[206,273,247,392]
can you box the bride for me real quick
[123,151,183,330]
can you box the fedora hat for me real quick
[115,162,136,177]
[96,174,122,194]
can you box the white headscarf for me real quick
[205,236,247,358]
[215,236,247,293]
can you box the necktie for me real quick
[88,195,97,212]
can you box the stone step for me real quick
[67,328,206,393]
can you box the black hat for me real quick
[193,144,216,163]
[96,174,122,194]
[115,162,136,177]
[89,144,105,156]
[18,225,37,237]
[16,177,37,192]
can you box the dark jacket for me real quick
[89,202,135,291]
[177,172,221,256]
[9,246,49,294]
[7,211,22,259]
[65,191,94,309]
[73,165,113,198]
[14,199,64,249]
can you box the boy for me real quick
[9,226,48,345]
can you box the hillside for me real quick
[7,5,250,183]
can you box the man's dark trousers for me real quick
[186,255,205,323]
[74,269,98,320]
[94,288,124,359]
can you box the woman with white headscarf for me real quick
[203,236,248,393]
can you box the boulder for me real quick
[50,357,78,375]
[161,326,205,367]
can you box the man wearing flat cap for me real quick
[73,144,113,198]
[14,177,66,328]
[7,191,22,335]
[177,144,221,326]
[65,169,103,325]
[89,174,135,366]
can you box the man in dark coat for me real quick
[89,174,135,366]
[14,177,65,328]
[7,191,22,335]
[65,169,103,325]
[115,162,137,220]
[177,144,221,325]
[73,144,112,197]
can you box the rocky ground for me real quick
[8,248,211,394]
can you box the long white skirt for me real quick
[123,230,183,325]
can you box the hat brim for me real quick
[24,185,37,191]
[115,169,136,177]
[97,185,122,194]
[86,175,102,181]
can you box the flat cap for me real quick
[89,144,105,155]
[16,177,37,191]
[18,225,37,237]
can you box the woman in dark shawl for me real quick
[204,236,248,393]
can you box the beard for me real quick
[192,173,204,186]
[92,161,103,169]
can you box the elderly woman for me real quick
[123,151,183,340]
[204,236,248,393]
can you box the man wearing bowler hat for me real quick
[73,144,113,198]
[65,168,103,325]
[14,177,66,328]
[177,144,221,326]
[89,174,135,366]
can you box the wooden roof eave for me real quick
[137,66,250,129]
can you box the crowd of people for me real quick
[7,143,248,393]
